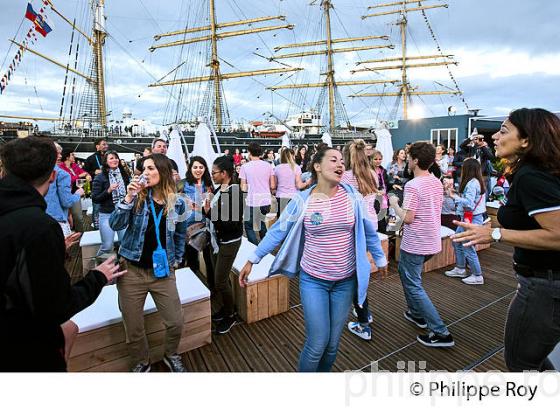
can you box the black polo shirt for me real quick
[497,164,560,269]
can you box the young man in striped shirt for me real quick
[389,142,455,348]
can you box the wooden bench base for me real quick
[230,271,289,324]
[368,234,390,278]
[68,296,211,372]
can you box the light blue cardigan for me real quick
[248,183,388,306]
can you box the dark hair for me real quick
[213,155,237,183]
[0,136,57,185]
[459,158,486,195]
[392,148,406,163]
[94,138,106,148]
[61,148,74,162]
[408,142,436,170]
[310,147,339,182]
[152,138,168,148]
[101,150,129,180]
[507,108,560,176]
[247,142,263,157]
[186,155,213,187]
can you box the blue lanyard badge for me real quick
[95,154,102,169]
[149,190,170,278]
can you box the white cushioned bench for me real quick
[67,268,211,372]
[230,237,289,324]
[79,230,118,275]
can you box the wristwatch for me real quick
[491,228,502,242]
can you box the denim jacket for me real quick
[248,183,388,306]
[109,193,188,266]
[454,178,486,217]
[45,165,80,223]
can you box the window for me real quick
[431,128,458,151]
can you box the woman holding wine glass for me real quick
[92,151,130,255]
[59,149,91,232]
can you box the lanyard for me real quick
[95,153,102,169]
[148,190,164,249]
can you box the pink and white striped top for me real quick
[401,174,444,255]
[341,170,378,230]
[300,186,356,280]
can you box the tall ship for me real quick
[0,0,465,154]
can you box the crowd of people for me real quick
[1,107,559,373]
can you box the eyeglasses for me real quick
[211,170,221,175]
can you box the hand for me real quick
[95,169,101,175]
[238,261,253,288]
[451,220,493,247]
[172,170,180,182]
[126,177,143,197]
[64,232,82,251]
[94,255,127,283]
[108,183,119,193]
[75,188,85,197]
[394,175,401,181]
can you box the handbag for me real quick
[187,221,210,252]
[462,194,483,224]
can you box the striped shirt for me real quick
[401,174,443,255]
[341,170,378,230]
[300,186,355,280]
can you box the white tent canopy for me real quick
[374,128,394,169]
[321,132,332,147]
[166,128,188,179]
[191,123,218,167]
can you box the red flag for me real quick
[25,3,38,22]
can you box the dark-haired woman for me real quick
[180,156,214,276]
[452,108,560,371]
[59,149,91,232]
[110,154,187,372]
[203,156,244,334]
[444,158,486,285]
[92,151,130,255]
[238,147,387,372]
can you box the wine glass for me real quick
[76,178,86,189]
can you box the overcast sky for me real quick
[1,0,559,129]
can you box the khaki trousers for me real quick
[117,260,183,366]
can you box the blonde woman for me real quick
[341,139,379,341]
[274,148,311,217]
[110,154,188,372]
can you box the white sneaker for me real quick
[444,267,467,278]
[462,274,484,285]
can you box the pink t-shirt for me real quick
[301,186,356,280]
[274,163,302,199]
[401,174,444,255]
[239,160,274,207]
[341,170,378,230]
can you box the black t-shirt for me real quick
[135,156,179,174]
[497,164,560,269]
[128,202,167,269]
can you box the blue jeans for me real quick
[298,270,356,372]
[98,212,126,255]
[92,202,100,229]
[398,250,449,336]
[453,213,483,276]
[244,205,270,245]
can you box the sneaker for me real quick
[131,361,151,372]
[444,267,467,278]
[212,308,225,322]
[352,307,373,324]
[216,315,237,334]
[347,322,372,341]
[404,310,427,329]
[163,354,187,372]
[417,332,455,348]
[462,274,484,285]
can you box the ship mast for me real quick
[268,0,396,131]
[352,0,461,119]
[93,0,107,128]
[149,1,301,130]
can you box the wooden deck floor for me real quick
[67,230,516,372]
